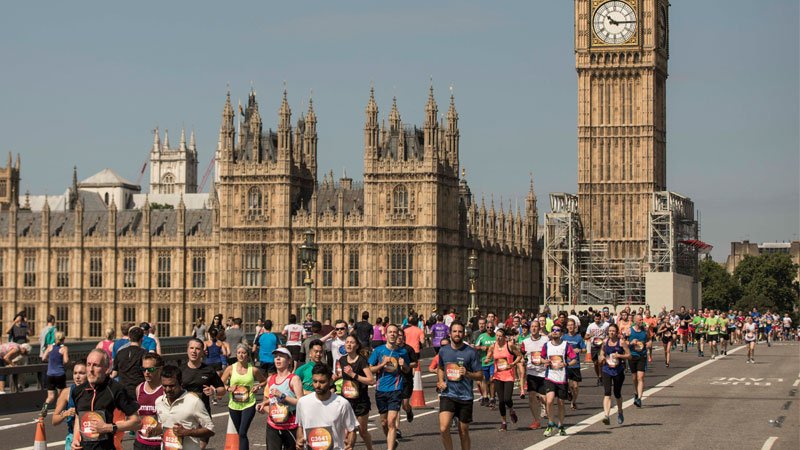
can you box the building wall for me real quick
[726,240,800,281]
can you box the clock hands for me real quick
[607,17,636,26]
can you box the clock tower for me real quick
[575,0,669,261]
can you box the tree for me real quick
[699,258,740,310]
[733,254,799,313]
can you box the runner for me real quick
[676,306,692,352]
[743,316,757,363]
[295,340,325,395]
[584,313,609,386]
[336,334,375,450]
[53,360,87,450]
[151,365,215,450]
[394,329,418,438]
[221,344,267,450]
[521,320,549,430]
[484,327,521,431]
[783,313,793,341]
[561,318,585,410]
[257,348,303,450]
[431,315,450,354]
[474,323,497,408]
[628,314,651,408]
[135,353,164,450]
[656,318,674,367]
[764,311,774,347]
[718,310,730,356]
[179,338,226,450]
[516,321,531,399]
[540,325,578,437]
[692,311,706,357]
[368,323,411,450]
[615,311,632,337]
[600,324,631,425]
[469,318,487,402]
[41,331,69,417]
[282,314,305,369]
[437,321,483,450]
[295,363,358,450]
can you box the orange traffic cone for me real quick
[223,415,239,450]
[585,348,592,363]
[33,417,47,450]
[410,365,427,408]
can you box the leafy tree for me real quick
[733,253,799,313]
[699,258,740,310]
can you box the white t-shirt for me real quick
[444,313,455,328]
[522,335,549,377]
[284,324,305,346]
[155,391,215,450]
[330,337,347,372]
[585,322,609,347]
[782,317,792,328]
[743,323,757,342]
[296,392,357,450]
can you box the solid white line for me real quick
[761,436,779,450]
[793,379,799,387]
[523,345,746,450]
[0,417,11,421]
[12,440,67,450]
[0,420,37,431]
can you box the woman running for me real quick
[600,324,631,425]
[95,328,115,367]
[657,318,674,367]
[371,317,386,349]
[743,316,757,363]
[205,328,226,376]
[336,334,376,450]
[485,327,522,431]
[257,347,303,450]
[52,359,86,450]
[42,331,69,416]
[222,344,267,450]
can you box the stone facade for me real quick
[0,87,541,339]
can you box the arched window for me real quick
[248,187,262,216]
[104,193,109,205]
[161,173,175,194]
[392,185,408,215]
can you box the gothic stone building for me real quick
[0,87,541,339]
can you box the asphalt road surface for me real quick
[3,341,798,450]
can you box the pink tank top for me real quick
[372,325,385,341]
[136,382,164,446]
[492,341,516,382]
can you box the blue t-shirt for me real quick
[437,344,481,402]
[628,327,648,358]
[368,345,410,392]
[112,338,130,359]
[142,336,157,352]
[257,332,278,363]
[561,333,586,368]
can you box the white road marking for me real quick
[0,418,11,421]
[11,440,66,450]
[761,436,779,450]
[523,345,746,450]
[0,420,37,431]
[793,379,799,387]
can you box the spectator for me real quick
[39,314,57,360]
[208,314,224,337]
[0,342,31,393]
[192,317,207,341]
[8,311,30,344]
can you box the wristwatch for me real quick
[111,424,118,434]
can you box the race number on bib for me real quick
[79,411,106,442]
[269,402,290,423]
[306,426,334,450]
[495,358,510,371]
[445,363,462,381]
[341,380,359,399]
[162,427,183,450]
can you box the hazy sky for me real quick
[1,1,797,261]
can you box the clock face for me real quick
[658,5,668,49]
[593,1,637,45]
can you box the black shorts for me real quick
[694,332,705,341]
[46,374,67,390]
[375,390,402,414]
[208,362,223,372]
[286,345,302,362]
[133,441,161,450]
[260,362,277,374]
[590,346,602,362]
[629,356,647,373]
[706,334,719,342]
[349,399,371,417]
[526,375,546,395]
[566,367,582,382]
[545,380,569,400]
[401,376,413,399]
[439,396,474,423]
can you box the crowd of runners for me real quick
[1,305,796,450]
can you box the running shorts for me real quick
[629,356,647,373]
[375,390,403,414]
[706,334,718,343]
[544,380,569,400]
[46,374,67,390]
[439,396,474,423]
[590,346,602,362]
[526,375,546,395]
[566,367,582,382]
[482,365,495,382]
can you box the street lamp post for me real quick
[299,229,319,320]
[467,250,479,321]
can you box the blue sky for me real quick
[1,1,797,261]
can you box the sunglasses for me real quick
[142,366,162,373]
[551,328,562,332]
[335,327,346,331]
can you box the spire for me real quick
[163,128,170,151]
[189,129,196,151]
[218,89,236,158]
[447,88,458,129]
[152,127,161,152]
[389,96,400,131]
[306,96,316,126]
[279,88,291,126]
[43,195,50,212]
[366,84,378,119]
[425,82,438,126]
[179,128,187,151]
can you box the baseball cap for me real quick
[273,348,292,359]
[139,322,151,331]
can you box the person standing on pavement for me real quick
[135,353,164,450]
[254,320,279,375]
[335,335,375,450]
[42,331,70,416]
[561,319,585,410]
[257,348,303,450]
[368,323,411,450]
[221,344,268,450]
[628,314,652,408]
[484,327,521,431]
[540,325,578,437]
[8,311,30,344]
[70,349,140,450]
[600,324,631,425]
[151,366,215,450]
[437,321,483,450]
[179,338,225,449]
[0,342,30,393]
[296,363,358,450]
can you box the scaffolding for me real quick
[543,193,581,306]
[648,191,700,278]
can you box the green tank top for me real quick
[228,362,256,410]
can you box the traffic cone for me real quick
[33,417,47,450]
[410,365,427,408]
[223,415,239,450]
[585,349,592,363]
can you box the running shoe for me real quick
[500,422,507,432]
[602,416,610,425]
[617,412,624,424]
[543,424,555,437]
[407,408,414,423]
[559,426,567,436]
[489,398,497,410]
[480,397,488,407]
[520,392,526,399]
[634,397,642,408]
[510,409,518,424]
[396,429,403,440]
[529,419,542,430]
[597,378,602,386]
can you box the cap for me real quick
[139,322,151,330]
[19,343,32,354]
[273,347,292,359]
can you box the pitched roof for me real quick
[79,169,140,190]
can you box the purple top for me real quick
[431,323,449,347]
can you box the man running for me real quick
[296,363,358,450]
[692,311,706,357]
[628,314,651,408]
[437,321,483,450]
[151,366,215,450]
[474,322,497,407]
[135,353,164,450]
[561,318,585,410]
[540,325,578,437]
[368,324,411,450]
[584,313,608,386]
[676,306,692,352]
[521,320,549,430]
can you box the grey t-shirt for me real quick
[225,327,246,346]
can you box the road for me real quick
[3,341,798,450]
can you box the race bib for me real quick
[269,402,290,424]
[496,358,510,371]
[592,338,604,347]
[631,340,645,352]
[341,380,359,400]
[306,426,334,450]
[289,331,301,342]
[231,385,250,403]
[664,331,672,338]
[139,415,158,438]
[162,427,183,450]
[531,351,542,365]
[383,356,398,373]
[709,325,717,332]
[445,363,462,381]
[79,411,106,442]
[549,355,564,370]
[607,354,618,368]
